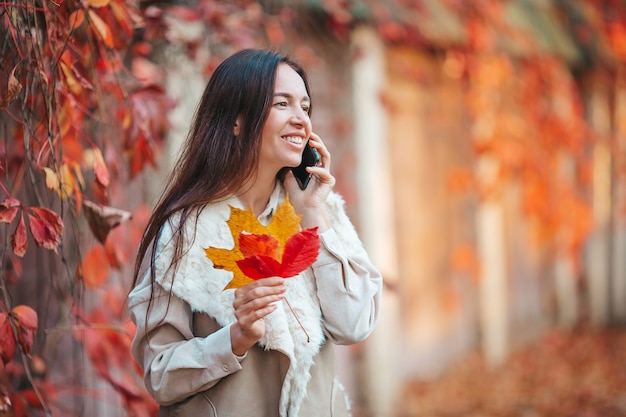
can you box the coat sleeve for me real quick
[128,269,244,406]
[312,193,383,344]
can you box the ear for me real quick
[234,117,241,136]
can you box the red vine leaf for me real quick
[0,313,16,364]
[0,305,34,362]
[12,305,38,332]
[109,0,136,35]
[0,197,20,223]
[124,86,174,177]
[16,326,34,357]
[11,214,27,257]
[93,147,110,188]
[15,388,44,409]
[27,207,64,253]
[3,257,23,285]
[60,50,94,92]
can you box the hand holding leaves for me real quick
[205,199,321,343]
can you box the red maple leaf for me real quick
[236,227,320,279]
[0,313,16,364]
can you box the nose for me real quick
[291,107,310,125]
[290,107,310,128]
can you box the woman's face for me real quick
[258,63,312,175]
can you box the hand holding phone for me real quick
[291,141,320,190]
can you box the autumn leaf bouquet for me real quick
[205,198,320,340]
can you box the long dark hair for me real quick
[132,49,312,290]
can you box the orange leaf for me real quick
[129,135,155,178]
[68,9,85,29]
[27,207,64,253]
[60,125,85,162]
[93,147,110,188]
[88,10,114,48]
[82,244,110,288]
[88,0,111,8]
[12,305,38,331]
[12,306,37,356]
[11,214,27,257]
[0,197,20,223]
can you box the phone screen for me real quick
[291,141,320,190]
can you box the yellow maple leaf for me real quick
[204,198,302,290]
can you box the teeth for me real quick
[283,136,303,145]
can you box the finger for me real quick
[236,303,278,329]
[308,133,330,169]
[234,279,286,307]
[307,133,327,155]
[253,276,286,286]
[234,293,284,316]
[307,167,335,187]
[235,277,285,297]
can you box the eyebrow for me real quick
[274,92,310,103]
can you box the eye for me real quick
[301,105,310,113]
[275,101,288,107]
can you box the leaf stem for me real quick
[283,298,310,343]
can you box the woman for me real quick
[128,48,382,417]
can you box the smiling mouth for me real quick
[282,136,304,145]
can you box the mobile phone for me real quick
[291,141,320,190]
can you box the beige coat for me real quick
[128,185,382,417]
